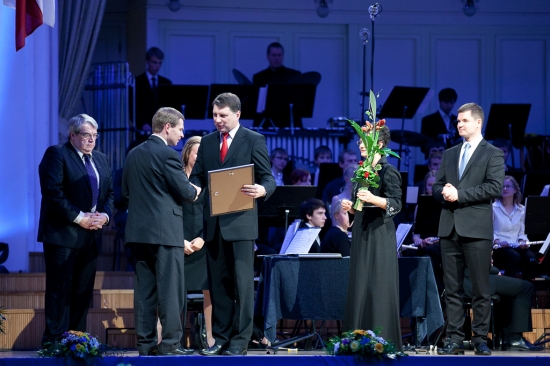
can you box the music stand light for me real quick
[525,196,550,242]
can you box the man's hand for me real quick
[184,240,194,255]
[190,237,205,251]
[190,183,202,201]
[442,183,458,202]
[79,212,105,230]
[241,184,266,198]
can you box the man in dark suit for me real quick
[134,47,172,134]
[252,42,302,128]
[433,103,504,356]
[122,107,200,356]
[190,93,276,356]
[38,114,114,348]
[421,88,459,157]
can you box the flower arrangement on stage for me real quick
[0,307,6,334]
[348,90,400,210]
[38,330,110,365]
[325,328,406,361]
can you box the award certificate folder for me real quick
[208,164,255,216]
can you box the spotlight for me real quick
[168,0,181,12]
[461,0,478,17]
[315,0,332,18]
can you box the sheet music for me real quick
[396,224,413,252]
[406,186,419,204]
[279,219,301,254]
[256,86,267,113]
[539,233,550,256]
[283,227,322,255]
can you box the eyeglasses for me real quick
[77,132,99,140]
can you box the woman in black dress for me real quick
[181,136,213,348]
[341,126,402,350]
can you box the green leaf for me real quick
[369,91,377,123]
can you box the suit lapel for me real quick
[460,139,486,180]
[67,143,91,189]
[221,127,245,166]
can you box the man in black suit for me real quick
[122,107,200,356]
[190,93,276,356]
[421,88,459,157]
[433,103,504,356]
[134,47,173,134]
[252,42,302,128]
[38,114,114,348]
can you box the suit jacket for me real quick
[190,127,276,242]
[421,111,460,154]
[122,136,197,247]
[134,72,172,130]
[37,142,114,251]
[432,139,504,240]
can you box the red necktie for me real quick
[220,133,229,162]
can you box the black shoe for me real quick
[473,342,492,356]
[138,346,159,356]
[222,345,247,355]
[159,346,195,356]
[199,344,224,356]
[504,337,544,351]
[437,341,465,355]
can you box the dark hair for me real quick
[267,42,284,55]
[290,169,311,185]
[493,138,511,150]
[428,151,443,163]
[314,145,332,160]
[270,147,288,161]
[212,92,241,113]
[152,107,184,133]
[338,149,358,164]
[438,88,457,103]
[299,198,325,221]
[457,103,484,124]
[145,47,165,60]
[377,125,391,148]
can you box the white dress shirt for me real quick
[492,200,528,243]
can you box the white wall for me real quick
[0,5,58,272]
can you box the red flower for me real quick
[358,161,363,165]
[378,119,386,127]
[364,172,370,178]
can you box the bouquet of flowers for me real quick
[38,330,104,365]
[325,328,406,361]
[348,90,400,211]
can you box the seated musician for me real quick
[492,176,538,280]
[320,199,351,257]
[299,198,327,253]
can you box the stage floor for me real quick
[1,349,550,366]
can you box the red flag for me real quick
[3,0,55,51]
[15,0,43,50]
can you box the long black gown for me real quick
[343,156,403,350]
[183,190,208,291]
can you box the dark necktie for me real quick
[152,76,158,107]
[220,133,229,162]
[459,142,471,179]
[84,154,99,210]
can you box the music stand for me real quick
[522,172,550,202]
[414,195,442,238]
[158,85,209,119]
[484,104,531,167]
[378,86,430,170]
[207,84,260,120]
[525,196,550,242]
[258,186,317,231]
[315,163,342,199]
[263,83,317,132]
